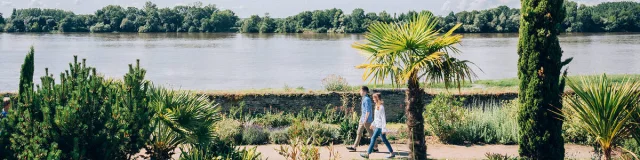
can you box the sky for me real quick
[0,0,638,18]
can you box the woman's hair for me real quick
[2,97,10,109]
[372,93,383,106]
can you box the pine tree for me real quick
[18,46,34,99]
[517,0,571,159]
[1,48,152,159]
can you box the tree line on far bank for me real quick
[0,1,638,33]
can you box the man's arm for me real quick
[360,98,370,124]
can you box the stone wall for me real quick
[206,89,519,122]
[1,90,520,122]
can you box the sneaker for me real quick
[346,147,356,152]
[360,153,369,159]
[386,153,395,159]
[373,148,379,152]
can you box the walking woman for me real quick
[360,93,395,158]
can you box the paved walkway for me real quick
[247,144,595,160]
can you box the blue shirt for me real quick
[360,95,374,123]
[1,111,6,118]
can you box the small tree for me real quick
[517,0,571,159]
[353,13,475,159]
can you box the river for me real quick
[1,32,639,91]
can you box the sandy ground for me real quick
[245,144,596,160]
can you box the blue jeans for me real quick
[367,128,393,154]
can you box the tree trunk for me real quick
[517,0,566,159]
[603,147,611,160]
[405,74,426,160]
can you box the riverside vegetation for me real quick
[0,47,262,159]
[0,1,639,33]
[1,48,640,159]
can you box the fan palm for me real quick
[352,12,476,159]
[560,74,640,160]
[143,87,220,160]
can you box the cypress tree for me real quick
[18,46,34,100]
[517,0,571,159]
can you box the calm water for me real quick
[1,32,639,91]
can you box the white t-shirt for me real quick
[371,105,387,132]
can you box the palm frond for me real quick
[353,12,476,89]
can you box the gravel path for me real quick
[247,144,595,160]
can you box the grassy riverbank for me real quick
[199,74,640,95]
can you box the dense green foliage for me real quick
[561,75,640,160]
[3,2,239,33]
[516,0,570,159]
[1,52,152,159]
[0,47,259,159]
[425,94,519,145]
[1,1,638,33]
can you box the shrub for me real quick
[0,51,152,159]
[242,124,269,145]
[455,101,519,144]
[322,74,350,92]
[276,137,321,160]
[622,138,640,159]
[562,99,592,144]
[253,111,292,128]
[485,153,517,160]
[180,140,261,160]
[338,112,359,144]
[269,128,289,144]
[288,121,338,146]
[425,94,519,145]
[424,94,466,143]
[216,119,244,144]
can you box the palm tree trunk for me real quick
[405,73,426,160]
[603,146,611,160]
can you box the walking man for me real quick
[346,86,378,152]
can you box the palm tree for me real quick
[352,12,475,159]
[560,74,640,160]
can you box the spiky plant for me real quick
[560,74,640,160]
[144,87,220,159]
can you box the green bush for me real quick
[562,100,593,144]
[338,112,359,144]
[622,138,640,158]
[288,121,338,146]
[485,152,518,160]
[455,101,519,144]
[253,111,292,128]
[269,128,289,144]
[321,74,351,92]
[424,94,467,143]
[425,94,519,144]
[216,119,244,144]
[0,51,152,159]
[242,124,269,145]
[180,140,261,160]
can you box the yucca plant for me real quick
[560,74,640,160]
[352,12,475,159]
